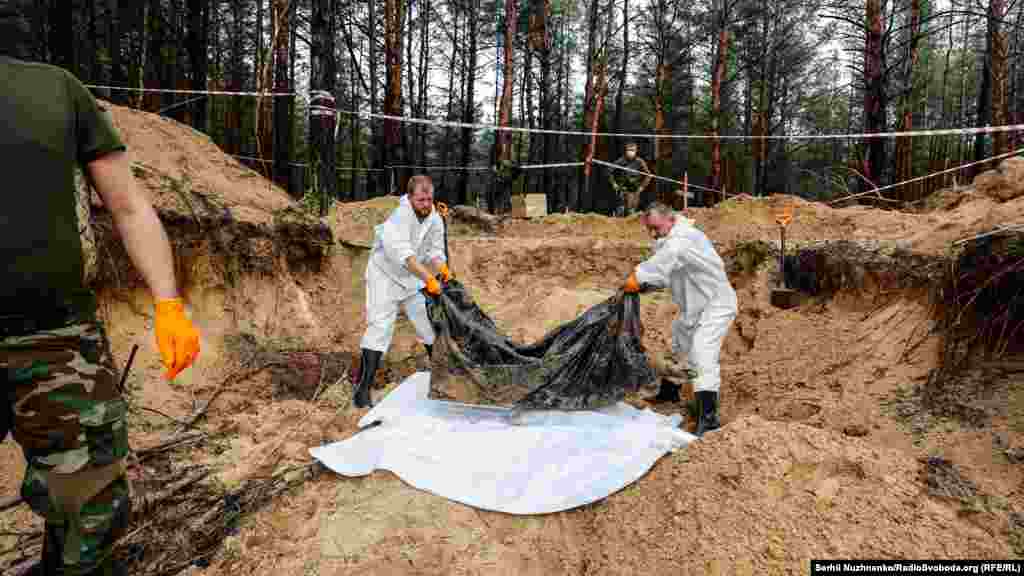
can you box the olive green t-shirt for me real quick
[0,56,125,316]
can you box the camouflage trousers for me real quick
[1,319,131,575]
[614,186,641,217]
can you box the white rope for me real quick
[86,84,297,97]
[229,154,384,172]
[827,146,1024,204]
[84,83,1024,141]
[157,95,206,115]
[388,164,492,171]
[324,106,1024,142]
[519,161,585,170]
[953,224,1024,246]
[591,159,705,196]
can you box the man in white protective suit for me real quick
[622,202,737,436]
[352,175,451,408]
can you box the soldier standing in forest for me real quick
[0,3,201,574]
[608,141,653,216]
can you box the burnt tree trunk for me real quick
[310,0,337,214]
[496,0,518,166]
[862,0,886,194]
[578,0,601,213]
[893,0,920,202]
[709,0,730,201]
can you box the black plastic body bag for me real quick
[425,279,656,411]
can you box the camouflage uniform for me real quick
[2,314,131,576]
[1,50,130,575]
[608,155,653,217]
[493,159,522,213]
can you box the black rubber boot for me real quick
[695,391,721,436]
[646,379,681,404]
[424,343,433,359]
[353,349,382,409]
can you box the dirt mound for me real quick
[86,100,331,293]
[101,100,293,221]
[975,157,1024,202]
[585,416,1012,574]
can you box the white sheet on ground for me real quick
[309,372,695,515]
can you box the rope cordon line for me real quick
[86,84,297,97]
[827,146,1024,204]
[82,84,1024,141]
[229,154,385,172]
[318,106,1024,142]
[591,159,703,197]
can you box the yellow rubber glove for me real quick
[623,272,641,294]
[439,263,452,282]
[155,298,201,381]
[425,276,442,297]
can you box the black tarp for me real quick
[425,279,656,411]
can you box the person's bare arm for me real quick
[87,151,179,300]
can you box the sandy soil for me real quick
[3,103,1024,575]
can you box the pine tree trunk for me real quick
[405,0,415,173]
[108,0,123,103]
[990,0,1009,157]
[369,0,382,196]
[496,0,518,167]
[418,0,430,167]
[709,0,729,202]
[459,0,480,206]
[578,0,601,213]
[272,0,293,195]
[862,0,886,195]
[145,0,163,112]
[539,0,553,212]
[87,0,98,82]
[310,0,337,214]
[893,0,920,202]
[383,0,405,193]
[49,0,74,73]
[612,0,628,160]
[441,7,459,202]
[973,10,993,173]
[187,0,208,132]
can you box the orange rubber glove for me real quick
[623,272,641,294]
[439,263,452,282]
[155,298,201,381]
[425,276,442,297]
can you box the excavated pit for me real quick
[5,104,1024,575]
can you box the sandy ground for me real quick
[3,102,1024,575]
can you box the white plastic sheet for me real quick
[309,372,695,515]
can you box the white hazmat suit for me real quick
[633,216,737,393]
[360,194,447,355]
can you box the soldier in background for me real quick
[608,141,653,217]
